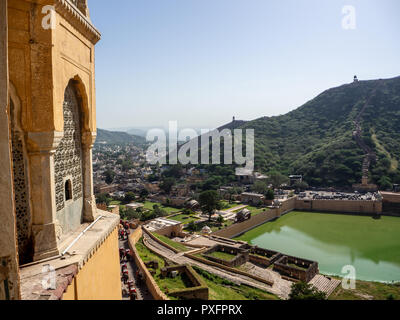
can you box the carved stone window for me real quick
[54,83,83,212]
[10,99,32,264]
[65,179,73,201]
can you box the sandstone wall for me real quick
[128,227,169,300]
[295,199,382,214]
[212,198,297,238]
[63,227,122,300]
[0,0,20,300]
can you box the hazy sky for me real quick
[88,0,400,130]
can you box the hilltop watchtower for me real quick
[354,75,359,82]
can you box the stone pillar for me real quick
[27,131,64,261]
[0,0,20,300]
[82,131,98,222]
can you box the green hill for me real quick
[238,76,400,189]
[96,128,148,147]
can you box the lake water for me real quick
[235,211,400,282]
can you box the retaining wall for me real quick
[212,197,296,238]
[273,255,319,283]
[142,227,181,254]
[295,199,382,214]
[161,265,209,300]
[128,227,169,300]
[184,252,274,286]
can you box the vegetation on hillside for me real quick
[330,279,400,300]
[237,77,400,188]
[96,128,148,147]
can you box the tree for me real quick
[379,176,393,191]
[201,176,223,191]
[120,208,141,221]
[96,193,111,206]
[199,190,220,221]
[160,177,176,194]
[289,282,327,300]
[153,205,167,218]
[293,181,309,191]
[124,192,136,203]
[253,181,268,194]
[139,189,149,198]
[187,221,197,232]
[121,160,134,172]
[265,189,275,200]
[162,164,183,179]
[268,171,289,189]
[104,169,116,185]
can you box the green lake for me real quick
[235,211,400,282]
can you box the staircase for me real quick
[309,274,341,297]
[352,81,383,185]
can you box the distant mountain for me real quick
[237,76,400,189]
[96,128,147,147]
[177,76,400,190]
[126,128,148,138]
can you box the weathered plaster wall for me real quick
[0,0,20,300]
[54,9,96,133]
[7,0,97,134]
[61,277,76,300]
[7,0,100,260]
[63,227,122,300]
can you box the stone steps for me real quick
[309,274,341,297]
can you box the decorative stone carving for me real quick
[82,131,97,149]
[54,84,84,212]
[27,131,64,154]
[55,0,101,44]
[31,223,60,260]
[10,99,32,264]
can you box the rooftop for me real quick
[19,210,119,300]
[144,218,182,232]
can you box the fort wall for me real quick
[212,197,296,238]
[63,227,122,300]
[128,227,168,300]
[295,199,382,214]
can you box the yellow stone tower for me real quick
[1,0,122,300]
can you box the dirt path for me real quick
[352,81,383,183]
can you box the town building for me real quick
[289,175,303,186]
[240,192,266,205]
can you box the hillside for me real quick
[238,76,400,189]
[96,128,148,147]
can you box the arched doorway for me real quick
[54,81,84,235]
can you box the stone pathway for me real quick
[119,237,153,300]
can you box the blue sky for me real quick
[88,0,400,130]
